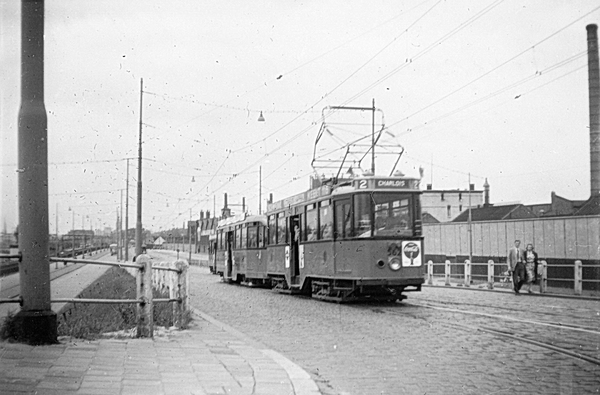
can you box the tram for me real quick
[211,103,425,302]
[214,214,269,286]
[265,174,424,302]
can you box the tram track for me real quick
[353,298,600,367]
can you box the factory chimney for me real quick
[587,24,600,196]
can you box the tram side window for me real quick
[248,226,257,248]
[277,213,287,244]
[373,193,412,237]
[353,193,372,237]
[306,204,318,241]
[334,200,352,239]
[319,200,333,239]
[268,215,276,245]
[241,226,248,249]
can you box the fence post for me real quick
[539,260,547,294]
[487,260,494,289]
[445,260,451,286]
[574,260,583,295]
[427,260,433,285]
[175,259,189,329]
[463,260,471,287]
[136,254,153,338]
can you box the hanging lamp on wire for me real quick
[257,111,265,122]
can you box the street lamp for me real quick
[68,207,75,258]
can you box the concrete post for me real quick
[464,260,471,287]
[175,259,189,329]
[427,260,433,285]
[539,260,547,294]
[574,260,583,295]
[487,260,494,289]
[136,254,153,338]
[444,260,451,286]
[15,0,57,345]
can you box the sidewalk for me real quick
[0,254,321,395]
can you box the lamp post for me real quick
[69,207,75,257]
[135,78,144,257]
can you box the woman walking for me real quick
[524,244,539,293]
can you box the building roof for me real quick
[452,204,536,222]
[421,212,440,223]
[575,195,600,216]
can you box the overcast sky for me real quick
[1,0,599,234]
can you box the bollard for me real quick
[464,260,471,287]
[175,259,189,329]
[427,260,433,285]
[574,260,583,295]
[136,254,154,338]
[445,260,451,286]
[539,260,547,294]
[487,260,494,289]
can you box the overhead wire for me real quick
[385,4,600,130]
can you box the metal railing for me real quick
[0,254,189,337]
[425,259,599,296]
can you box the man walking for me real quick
[507,240,525,294]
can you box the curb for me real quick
[191,307,321,395]
[422,283,600,301]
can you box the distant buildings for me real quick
[421,180,487,223]
[423,179,599,224]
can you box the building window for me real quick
[447,205,451,218]
[441,193,445,201]
[459,205,463,212]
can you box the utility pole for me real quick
[371,98,375,175]
[116,207,120,261]
[55,203,59,259]
[135,78,144,257]
[16,0,57,344]
[259,166,262,215]
[120,189,124,260]
[188,208,192,263]
[468,173,473,265]
[125,158,130,261]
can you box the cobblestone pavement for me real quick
[183,265,600,395]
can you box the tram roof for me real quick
[266,175,421,213]
[217,213,267,229]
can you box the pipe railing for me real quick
[1,254,189,338]
[426,259,598,296]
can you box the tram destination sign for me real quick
[353,178,420,190]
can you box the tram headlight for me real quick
[389,257,401,271]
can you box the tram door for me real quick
[289,216,301,283]
[226,231,233,279]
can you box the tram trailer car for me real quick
[215,215,269,286]
[265,175,424,302]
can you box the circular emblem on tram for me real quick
[403,242,420,260]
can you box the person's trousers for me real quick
[513,262,526,292]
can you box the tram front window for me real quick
[373,193,412,237]
[353,194,372,238]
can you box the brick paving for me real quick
[181,261,600,395]
[0,252,321,395]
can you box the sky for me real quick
[1,0,599,234]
